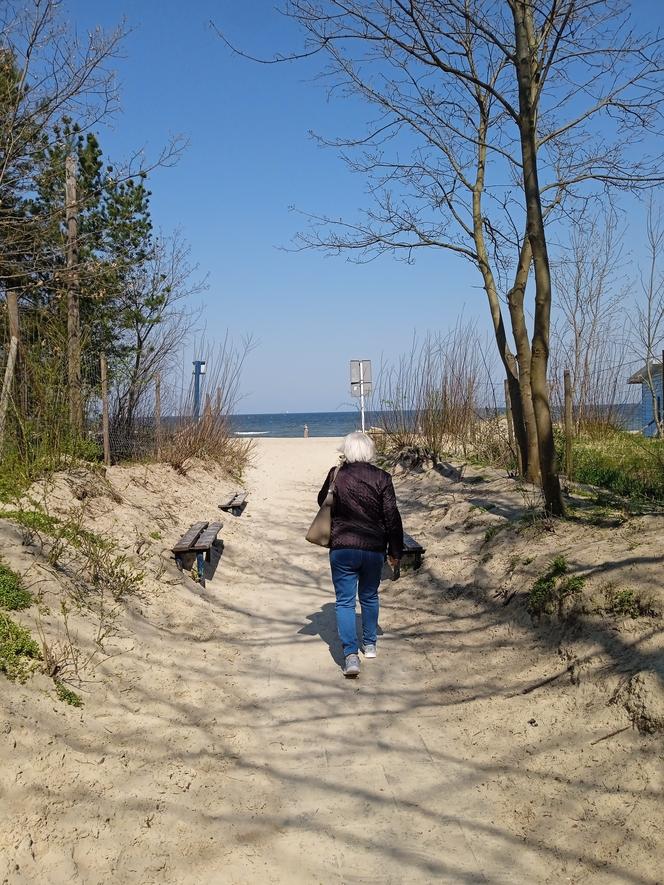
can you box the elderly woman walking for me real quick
[317,431,403,678]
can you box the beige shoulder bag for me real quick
[305,465,341,547]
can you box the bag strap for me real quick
[328,464,342,495]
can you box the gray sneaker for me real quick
[343,653,361,678]
[363,643,377,658]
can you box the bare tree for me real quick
[110,233,205,434]
[551,209,629,432]
[217,0,664,514]
[631,200,664,438]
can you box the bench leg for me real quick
[196,552,206,587]
[175,556,184,572]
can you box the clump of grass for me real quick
[0,612,42,681]
[54,681,83,707]
[527,556,586,619]
[0,507,112,552]
[601,584,657,619]
[557,430,664,504]
[0,562,32,611]
[483,523,507,545]
[149,530,162,540]
[80,539,144,602]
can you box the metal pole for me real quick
[359,360,366,432]
[193,361,202,420]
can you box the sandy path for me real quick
[3,439,659,884]
[204,439,541,884]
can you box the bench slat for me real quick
[403,531,425,554]
[172,521,208,553]
[192,522,224,551]
[219,492,247,512]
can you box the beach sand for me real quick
[1,438,662,883]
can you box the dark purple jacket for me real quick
[317,461,404,558]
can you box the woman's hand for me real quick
[388,556,400,570]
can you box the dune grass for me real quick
[560,430,664,504]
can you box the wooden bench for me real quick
[219,491,248,517]
[402,531,425,570]
[172,521,223,587]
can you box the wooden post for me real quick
[155,372,162,458]
[0,337,18,453]
[6,291,19,341]
[564,369,573,478]
[5,291,25,419]
[100,354,111,467]
[215,387,221,416]
[660,350,664,435]
[66,154,82,434]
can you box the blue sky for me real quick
[64,0,664,413]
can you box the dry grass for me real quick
[373,322,511,469]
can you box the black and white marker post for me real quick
[350,359,372,433]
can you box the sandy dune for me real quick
[1,438,662,884]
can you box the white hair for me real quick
[339,431,376,464]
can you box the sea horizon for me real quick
[230,410,367,438]
[229,403,642,437]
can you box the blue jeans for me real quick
[329,548,383,656]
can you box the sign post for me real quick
[350,359,372,433]
[193,360,207,419]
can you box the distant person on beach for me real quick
[317,431,403,678]
[303,424,309,438]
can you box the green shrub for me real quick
[0,454,29,503]
[0,562,32,611]
[0,613,42,681]
[54,681,83,707]
[528,556,585,618]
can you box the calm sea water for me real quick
[230,403,642,438]
[230,411,375,438]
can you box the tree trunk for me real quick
[472,107,536,481]
[66,154,83,434]
[511,1,564,516]
[507,240,541,482]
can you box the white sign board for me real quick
[350,360,372,384]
